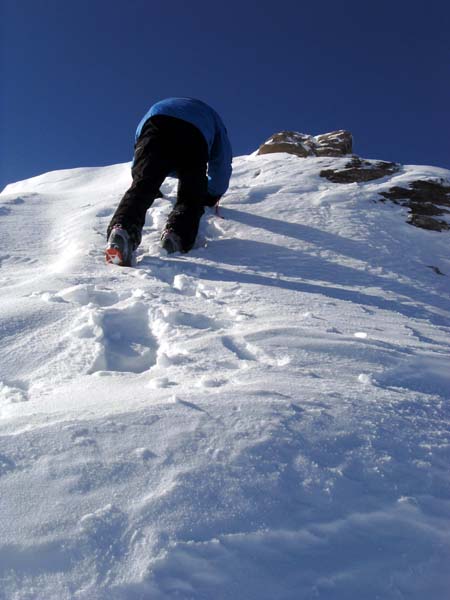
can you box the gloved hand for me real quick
[203,193,221,207]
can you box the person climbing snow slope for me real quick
[105,97,233,266]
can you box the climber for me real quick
[105,97,233,266]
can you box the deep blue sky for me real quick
[1,0,449,191]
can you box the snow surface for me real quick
[0,153,450,599]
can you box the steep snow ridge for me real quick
[0,153,449,599]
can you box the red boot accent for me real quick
[105,247,124,265]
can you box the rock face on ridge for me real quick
[380,180,450,232]
[257,130,353,158]
[320,157,400,183]
[319,159,450,232]
[257,129,450,233]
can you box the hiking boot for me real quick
[161,229,183,254]
[105,225,134,266]
[163,204,204,253]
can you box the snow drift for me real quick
[0,150,450,599]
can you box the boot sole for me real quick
[105,247,127,266]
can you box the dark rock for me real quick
[408,214,450,231]
[320,159,450,232]
[257,130,352,158]
[257,132,312,157]
[380,180,450,209]
[380,179,450,232]
[320,157,400,183]
[314,131,353,156]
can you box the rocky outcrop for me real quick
[320,159,450,232]
[257,129,449,233]
[320,157,400,183]
[314,131,353,156]
[257,130,352,158]
[379,180,450,232]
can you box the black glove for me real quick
[203,193,221,207]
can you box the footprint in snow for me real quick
[221,335,258,362]
[197,375,228,388]
[222,335,290,368]
[89,301,157,374]
[164,309,226,331]
[79,504,129,577]
[57,284,121,307]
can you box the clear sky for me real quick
[1,0,449,191]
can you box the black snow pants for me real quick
[108,114,209,252]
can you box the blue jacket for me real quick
[136,98,233,198]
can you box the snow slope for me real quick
[1,153,450,599]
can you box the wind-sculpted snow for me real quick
[0,154,449,599]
